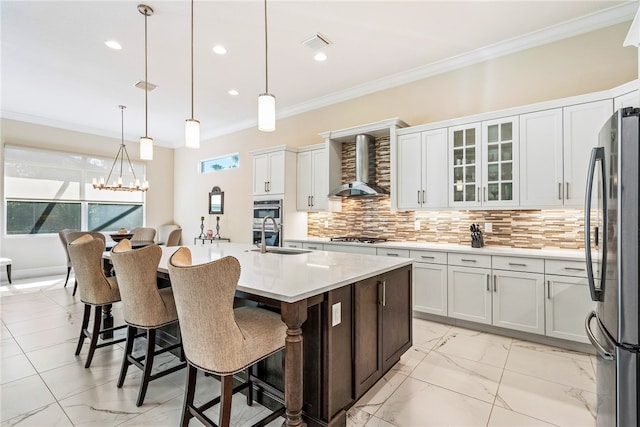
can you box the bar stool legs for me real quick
[75,304,126,368]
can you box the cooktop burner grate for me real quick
[330,236,388,244]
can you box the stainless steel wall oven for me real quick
[252,199,282,247]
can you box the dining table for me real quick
[103,242,412,427]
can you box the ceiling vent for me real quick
[134,80,157,92]
[302,33,331,50]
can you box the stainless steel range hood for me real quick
[328,134,389,197]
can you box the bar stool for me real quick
[0,257,12,284]
[65,231,106,296]
[68,234,126,368]
[168,248,286,427]
[110,239,186,406]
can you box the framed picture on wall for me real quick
[209,187,224,215]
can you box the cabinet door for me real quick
[519,108,564,207]
[545,275,596,343]
[614,90,637,111]
[381,266,412,372]
[310,149,329,210]
[267,151,285,194]
[397,133,423,209]
[296,151,313,210]
[447,266,491,324]
[449,123,481,207]
[563,99,613,207]
[253,153,270,195]
[423,129,448,208]
[492,270,544,335]
[481,116,519,207]
[354,276,382,399]
[413,262,447,316]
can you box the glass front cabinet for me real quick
[449,117,519,208]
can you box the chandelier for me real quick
[93,105,149,192]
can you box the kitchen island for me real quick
[128,243,413,427]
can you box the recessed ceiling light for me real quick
[213,45,227,55]
[105,40,122,50]
[228,89,239,96]
[314,52,327,62]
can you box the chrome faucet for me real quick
[260,215,280,254]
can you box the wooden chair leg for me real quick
[72,279,78,296]
[136,328,156,407]
[218,375,233,427]
[118,325,136,388]
[75,304,91,355]
[181,364,198,427]
[84,305,102,368]
[6,265,11,284]
[246,368,253,406]
[64,266,71,287]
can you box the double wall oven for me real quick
[252,199,282,247]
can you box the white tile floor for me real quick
[0,274,597,427]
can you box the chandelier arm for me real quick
[104,144,124,186]
[122,145,139,182]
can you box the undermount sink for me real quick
[249,248,311,255]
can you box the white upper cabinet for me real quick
[481,116,519,207]
[614,90,638,111]
[253,150,285,196]
[448,123,481,207]
[397,129,448,210]
[519,108,564,207]
[562,99,612,207]
[297,146,329,211]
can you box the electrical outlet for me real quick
[484,222,493,233]
[332,302,341,326]
[324,220,329,229]
[414,220,421,231]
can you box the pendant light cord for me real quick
[191,0,195,119]
[144,7,149,138]
[264,0,268,93]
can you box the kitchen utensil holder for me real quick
[471,230,484,248]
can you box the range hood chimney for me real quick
[328,134,389,197]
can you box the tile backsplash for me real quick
[307,135,587,250]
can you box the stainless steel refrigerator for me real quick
[584,107,639,427]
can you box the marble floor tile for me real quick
[116,394,184,426]
[487,406,557,427]
[0,402,73,427]
[496,370,596,427]
[511,339,593,363]
[389,347,427,376]
[13,322,80,353]
[411,318,451,352]
[0,321,12,340]
[410,351,503,403]
[434,330,510,368]
[0,299,70,324]
[448,325,514,347]
[1,337,23,358]
[0,352,37,384]
[375,377,493,427]
[0,375,57,422]
[3,311,78,338]
[350,368,408,416]
[506,343,595,392]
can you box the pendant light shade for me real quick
[258,0,275,132]
[138,4,154,160]
[185,0,200,148]
[185,119,200,148]
[258,93,276,132]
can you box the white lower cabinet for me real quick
[492,270,545,335]
[411,250,447,316]
[545,273,595,343]
[447,265,492,324]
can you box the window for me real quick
[4,145,146,235]
[199,153,239,173]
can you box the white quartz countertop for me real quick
[108,243,412,304]
[285,238,587,261]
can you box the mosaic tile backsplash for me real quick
[307,135,587,250]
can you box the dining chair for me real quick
[58,228,77,287]
[130,227,156,243]
[65,231,106,296]
[68,234,126,368]
[165,228,182,246]
[168,248,286,427]
[156,224,180,245]
[110,239,186,406]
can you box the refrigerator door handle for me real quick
[584,146,606,302]
[585,311,615,361]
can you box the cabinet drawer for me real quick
[284,242,302,249]
[545,259,589,277]
[493,256,543,273]
[409,250,447,265]
[302,243,323,251]
[377,248,410,258]
[448,252,491,269]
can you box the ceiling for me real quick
[1,1,636,148]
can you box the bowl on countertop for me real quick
[110,233,134,242]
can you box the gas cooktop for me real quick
[330,236,388,244]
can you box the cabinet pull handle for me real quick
[486,274,490,291]
[307,246,317,250]
[558,182,562,200]
[417,190,421,204]
[508,262,527,267]
[564,267,585,271]
[484,187,487,202]
[493,275,497,292]
[382,280,386,307]
[422,190,425,204]
[547,280,551,299]
[566,182,569,199]
[386,253,399,257]
[264,182,268,193]
[310,195,314,207]
[420,255,435,259]
[461,258,477,263]
[308,196,311,207]
[477,187,480,202]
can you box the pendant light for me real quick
[258,0,275,132]
[185,0,200,148]
[138,4,154,160]
[93,106,149,192]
